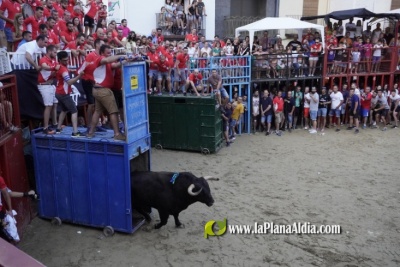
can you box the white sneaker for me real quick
[304,127,309,130]
[309,129,317,134]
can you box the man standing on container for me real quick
[86,44,132,141]
[175,46,190,95]
[38,44,60,135]
[207,69,228,107]
[54,51,84,137]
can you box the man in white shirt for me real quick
[252,90,260,133]
[329,85,344,132]
[11,35,48,70]
[389,90,400,128]
[309,86,319,134]
[345,17,356,40]
[303,86,310,129]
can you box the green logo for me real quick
[204,218,227,238]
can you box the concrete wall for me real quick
[215,0,231,38]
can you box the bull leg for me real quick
[173,213,183,228]
[136,208,152,222]
[154,210,169,229]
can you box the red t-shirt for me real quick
[55,65,72,95]
[156,59,171,73]
[147,52,160,70]
[64,40,84,50]
[86,1,99,19]
[310,43,322,57]
[157,34,164,44]
[24,15,44,39]
[57,19,67,33]
[43,6,53,19]
[61,30,76,43]
[38,56,57,83]
[176,52,189,69]
[81,51,100,81]
[93,56,114,88]
[185,34,198,43]
[361,92,372,109]
[112,67,122,91]
[273,96,284,112]
[0,0,21,28]
[47,30,59,46]
[189,73,203,84]
[98,9,107,19]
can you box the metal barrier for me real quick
[188,55,252,134]
[6,47,127,71]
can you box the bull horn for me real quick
[204,176,219,181]
[188,184,202,196]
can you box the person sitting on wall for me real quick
[0,173,37,245]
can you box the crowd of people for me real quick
[240,82,400,138]
[159,0,206,36]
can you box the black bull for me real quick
[131,171,217,229]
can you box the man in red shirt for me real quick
[174,46,189,95]
[156,54,173,95]
[97,4,107,20]
[54,50,84,137]
[361,86,372,129]
[79,38,104,129]
[86,44,131,141]
[23,6,44,39]
[38,44,60,134]
[65,33,85,57]
[147,45,160,93]
[45,18,60,48]
[84,0,99,35]
[0,0,22,50]
[92,27,105,41]
[43,0,54,19]
[57,10,71,33]
[187,69,203,96]
[185,28,198,43]
[156,28,164,44]
[273,90,284,136]
[60,21,76,48]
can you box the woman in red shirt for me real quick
[72,17,83,34]
[11,14,26,51]
[309,37,322,76]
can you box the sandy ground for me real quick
[19,126,400,267]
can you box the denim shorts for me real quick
[261,115,272,123]
[310,110,318,120]
[329,108,341,117]
[317,108,327,117]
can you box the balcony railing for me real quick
[156,13,206,37]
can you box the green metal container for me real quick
[148,95,223,154]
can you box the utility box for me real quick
[149,95,223,154]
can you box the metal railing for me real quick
[188,55,252,134]
[155,13,206,37]
[223,16,263,38]
[6,47,127,71]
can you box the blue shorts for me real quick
[361,108,370,117]
[372,56,381,63]
[230,119,237,127]
[310,110,318,121]
[329,108,341,117]
[4,27,13,42]
[318,108,327,117]
[261,115,272,123]
[341,107,347,115]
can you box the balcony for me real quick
[155,13,206,40]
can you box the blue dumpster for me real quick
[31,62,150,234]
